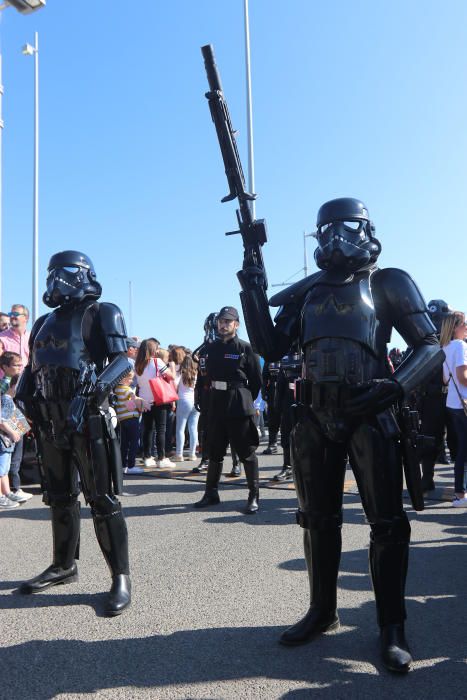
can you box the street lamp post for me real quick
[22,33,39,322]
[243,0,255,218]
[0,0,45,314]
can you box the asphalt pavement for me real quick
[1,441,466,699]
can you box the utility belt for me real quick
[211,380,247,391]
[295,379,369,411]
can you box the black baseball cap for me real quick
[218,306,239,321]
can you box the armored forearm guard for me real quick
[95,355,132,404]
[394,343,445,398]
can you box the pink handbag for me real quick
[149,360,178,406]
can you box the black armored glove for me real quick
[237,259,267,292]
[345,379,403,416]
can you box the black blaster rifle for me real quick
[398,404,434,512]
[201,44,269,296]
[68,355,131,433]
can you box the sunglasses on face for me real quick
[8,311,25,318]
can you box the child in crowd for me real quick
[0,351,23,394]
[114,370,146,476]
[0,352,32,502]
[0,376,23,509]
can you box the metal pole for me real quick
[128,280,133,336]
[0,53,3,312]
[32,31,39,322]
[243,0,255,218]
[303,231,308,278]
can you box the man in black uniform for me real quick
[272,347,303,482]
[238,198,443,671]
[261,360,281,454]
[193,306,262,514]
[15,251,132,615]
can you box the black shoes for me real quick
[273,466,293,482]
[194,488,220,508]
[106,574,131,616]
[280,607,339,645]
[380,624,412,673]
[19,563,79,594]
[227,463,241,477]
[262,445,278,455]
[244,489,259,514]
[191,460,209,474]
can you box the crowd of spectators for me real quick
[1,303,467,509]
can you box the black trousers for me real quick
[208,415,259,462]
[291,413,410,627]
[143,404,169,459]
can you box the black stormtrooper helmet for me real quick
[43,250,102,308]
[204,312,219,343]
[427,299,452,334]
[314,198,381,272]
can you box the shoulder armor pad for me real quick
[374,268,427,316]
[98,302,128,355]
[269,271,325,308]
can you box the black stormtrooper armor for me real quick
[419,299,455,489]
[238,198,443,672]
[16,251,132,615]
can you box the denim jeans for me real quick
[447,408,467,493]
[9,436,24,491]
[119,417,140,469]
[175,400,200,456]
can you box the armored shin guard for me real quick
[280,525,341,645]
[92,501,130,576]
[19,501,80,594]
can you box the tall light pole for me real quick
[0,0,45,314]
[22,32,39,322]
[243,0,255,217]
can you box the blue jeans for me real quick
[9,437,24,490]
[175,401,199,456]
[447,408,467,493]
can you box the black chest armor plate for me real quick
[32,302,94,373]
[301,269,389,386]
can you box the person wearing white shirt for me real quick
[441,311,467,506]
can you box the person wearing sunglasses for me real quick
[0,312,9,332]
[0,304,30,368]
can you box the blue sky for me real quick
[1,1,466,350]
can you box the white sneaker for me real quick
[126,466,145,475]
[452,495,467,507]
[8,489,33,503]
[185,453,197,461]
[144,457,156,467]
[0,495,20,509]
[157,457,176,469]
[172,455,184,462]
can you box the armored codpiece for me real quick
[201,44,281,359]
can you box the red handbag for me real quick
[149,360,178,406]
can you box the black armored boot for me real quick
[194,460,222,507]
[92,502,131,616]
[369,525,412,673]
[19,501,80,594]
[280,526,341,645]
[243,456,259,514]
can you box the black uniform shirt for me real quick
[206,335,262,418]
